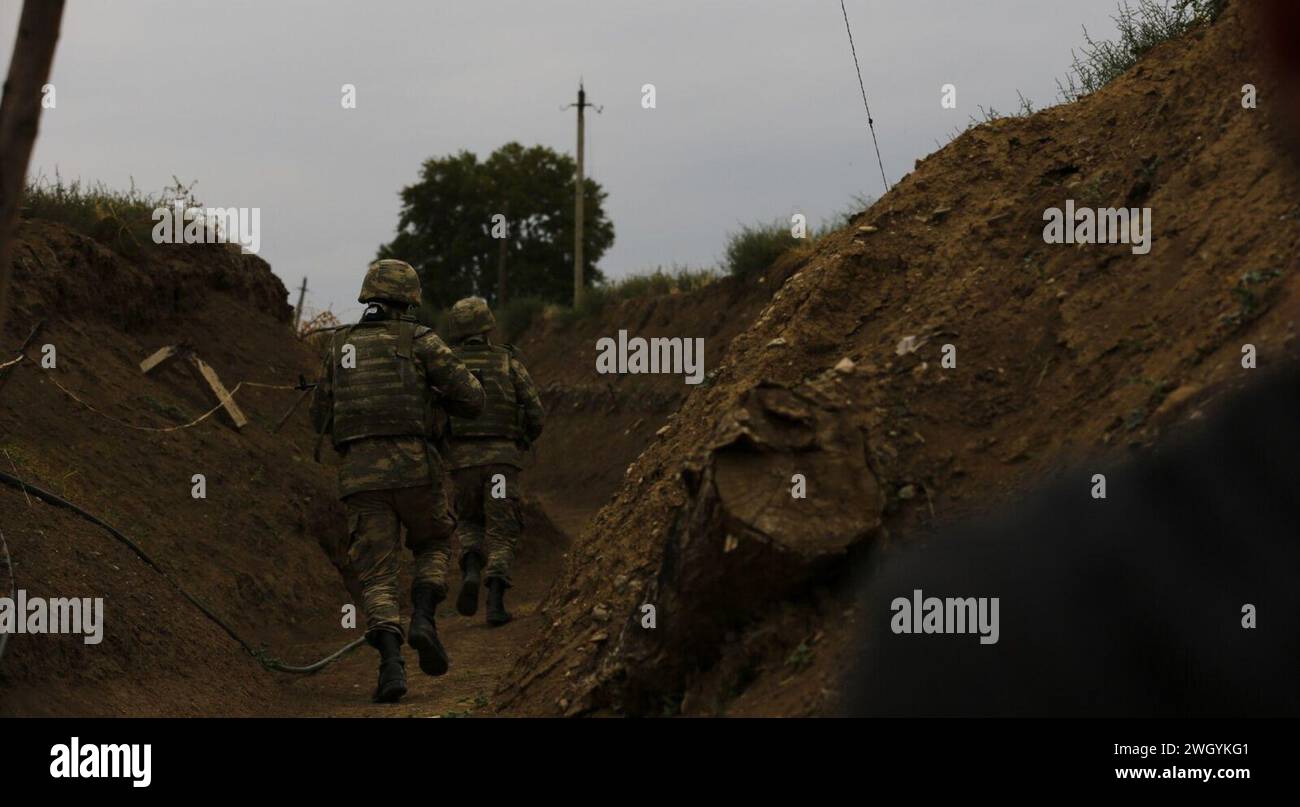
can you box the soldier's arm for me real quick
[418,333,484,420]
[511,358,546,443]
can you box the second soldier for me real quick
[444,297,545,626]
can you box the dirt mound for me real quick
[514,275,773,522]
[0,220,350,715]
[498,1,1300,716]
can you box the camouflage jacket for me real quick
[446,337,545,471]
[310,310,484,498]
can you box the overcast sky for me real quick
[2,0,1127,319]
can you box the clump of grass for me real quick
[725,220,801,281]
[1057,0,1225,102]
[975,91,1037,124]
[550,265,719,328]
[20,173,207,258]
[939,91,1036,147]
[605,265,718,300]
[723,204,863,281]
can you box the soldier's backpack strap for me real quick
[396,317,415,361]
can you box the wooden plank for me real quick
[140,345,181,374]
[187,354,248,429]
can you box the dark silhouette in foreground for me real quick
[848,366,1300,717]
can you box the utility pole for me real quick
[564,81,600,308]
[292,276,307,331]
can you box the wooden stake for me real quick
[139,345,182,374]
[187,354,248,429]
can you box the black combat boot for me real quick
[408,583,450,676]
[485,578,512,627]
[456,552,483,617]
[371,631,407,704]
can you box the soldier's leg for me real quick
[452,466,487,569]
[397,483,455,601]
[482,465,522,627]
[452,466,488,616]
[343,490,407,702]
[397,483,455,676]
[482,465,522,587]
[343,490,405,641]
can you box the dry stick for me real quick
[273,387,313,433]
[1035,357,1052,388]
[0,318,43,396]
[0,1,67,338]
[0,468,364,674]
[4,449,31,507]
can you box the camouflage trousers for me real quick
[343,484,455,640]
[452,464,522,588]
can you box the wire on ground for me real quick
[0,468,363,674]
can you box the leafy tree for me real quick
[377,142,614,310]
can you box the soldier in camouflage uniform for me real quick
[310,260,484,703]
[445,297,545,626]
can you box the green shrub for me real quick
[20,174,209,259]
[605,265,718,301]
[547,265,720,328]
[1057,0,1225,102]
[724,220,801,280]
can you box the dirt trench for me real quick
[0,214,702,716]
[5,1,1297,719]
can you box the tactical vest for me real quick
[330,318,432,446]
[448,342,520,439]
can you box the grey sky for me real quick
[2,0,1126,320]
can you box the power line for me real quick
[840,0,891,193]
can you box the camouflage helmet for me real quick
[447,296,496,340]
[358,259,421,307]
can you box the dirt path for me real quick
[268,503,578,717]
